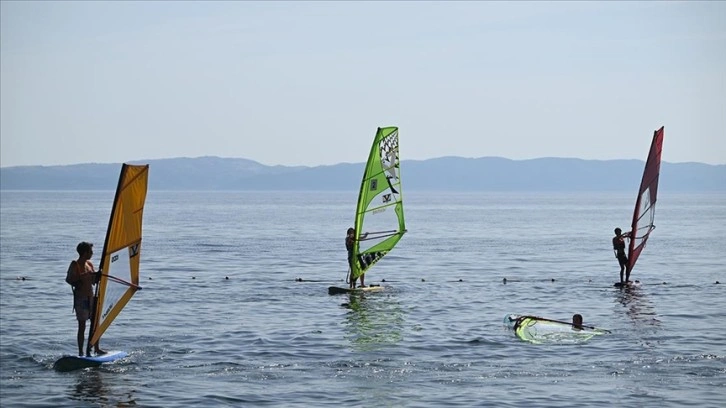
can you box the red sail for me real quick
[626,126,664,273]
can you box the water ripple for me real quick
[1,191,724,407]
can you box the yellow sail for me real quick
[89,164,149,346]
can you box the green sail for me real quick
[350,127,407,280]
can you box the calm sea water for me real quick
[1,190,724,407]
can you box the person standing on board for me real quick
[66,242,106,357]
[612,228,631,285]
[346,228,368,289]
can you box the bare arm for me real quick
[86,260,102,284]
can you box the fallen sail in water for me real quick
[504,314,610,344]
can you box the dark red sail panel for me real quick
[627,126,664,273]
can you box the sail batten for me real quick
[626,126,664,274]
[350,127,406,280]
[89,163,149,347]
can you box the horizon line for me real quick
[2,154,724,169]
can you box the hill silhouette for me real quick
[0,156,723,192]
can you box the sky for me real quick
[1,1,725,168]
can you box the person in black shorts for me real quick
[613,227,631,285]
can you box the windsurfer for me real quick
[572,314,584,330]
[66,241,106,357]
[346,227,368,288]
[613,228,631,284]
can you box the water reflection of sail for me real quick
[68,369,136,406]
[70,367,136,406]
[70,369,107,404]
[616,285,661,333]
[342,293,403,351]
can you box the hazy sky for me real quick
[1,1,724,167]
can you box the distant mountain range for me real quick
[0,156,724,192]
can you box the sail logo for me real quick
[102,301,115,319]
[130,243,140,258]
[111,254,119,263]
[370,179,378,191]
[382,194,391,203]
[358,251,384,269]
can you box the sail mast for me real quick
[626,126,664,274]
[87,164,128,352]
[350,127,406,281]
[89,163,149,347]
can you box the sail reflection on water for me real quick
[342,292,404,352]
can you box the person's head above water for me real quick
[572,314,583,329]
[76,241,93,256]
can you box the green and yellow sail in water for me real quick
[349,126,407,283]
[504,314,610,344]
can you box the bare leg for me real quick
[77,320,86,356]
[85,319,93,357]
[623,256,630,283]
[348,264,355,289]
[360,274,365,288]
[86,298,95,356]
[619,265,625,284]
[94,342,106,355]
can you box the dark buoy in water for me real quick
[149,277,152,280]
[716,281,720,284]
[225,276,229,280]
[502,278,507,284]
[382,279,386,282]
[295,277,303,282]
[421,278,426,282]
[192,276,196,280]
[551,278,555,282]
[458,278,463,282]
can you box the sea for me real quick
[0,190,724,407]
